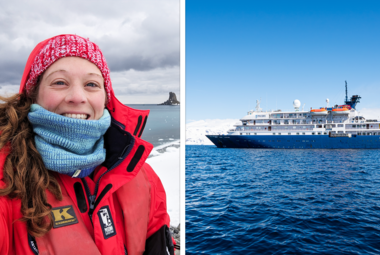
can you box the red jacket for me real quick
[0,36,174,255]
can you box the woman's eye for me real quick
[86,82,99,88]
[54,81,65,85]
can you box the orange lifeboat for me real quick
[310,108,328,115]
[332,107,350,114]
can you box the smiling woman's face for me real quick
[36,57,106,120]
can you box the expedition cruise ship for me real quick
[207,84,380,149]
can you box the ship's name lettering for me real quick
[256,115,266,118]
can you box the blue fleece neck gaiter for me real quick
[28,104,111,178]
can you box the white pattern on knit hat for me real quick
[25,35,112,100]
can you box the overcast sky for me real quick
[0,0,179,104]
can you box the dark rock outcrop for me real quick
[159,92,180,105]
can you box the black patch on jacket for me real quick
[138,116,148,138]
[74,182,88,213]
[133,115,143,135]
[28,233,39,255]
[97,205,117,239]
[51,205,79,228]
[127,145,145,172]
[144,225,174,255]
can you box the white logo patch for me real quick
[97,206,116,239]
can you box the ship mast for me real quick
[345,80,348,104]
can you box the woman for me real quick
[0,34,174,255]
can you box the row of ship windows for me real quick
[238,124,348,130]
[240,132,380,135]
[245,120,345,125]
[257,140,316,142]
[242,139,379,143]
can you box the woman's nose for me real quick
[65,83,87,104]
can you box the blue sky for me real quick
[186,0,380,121]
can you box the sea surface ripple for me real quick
[186,145,380,254]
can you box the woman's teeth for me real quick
[63,113,88,119]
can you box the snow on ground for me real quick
[186,119,239,145]
[0,85,19,97]
[146,140,180,226]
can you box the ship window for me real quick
[273,133,276,135]
[240,133,242,135]
[296,132,300,135]
[288,133,291,135]
[318,132,321,135]
[312,132,315,135]
[324,132,327,135]
[278,133,281,135]
[254,133,257,135]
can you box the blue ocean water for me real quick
[186,145,380,254]
[126,104,179,147]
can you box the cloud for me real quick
[112,66,180,104]
[0,0,179,103]
[358,108,380,120]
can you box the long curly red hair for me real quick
[0,85,62,237]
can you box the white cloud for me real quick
[0,0,179,103]
[111,66,180,103]
[358,108,380,120]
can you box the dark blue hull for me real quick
[206,135,380,149]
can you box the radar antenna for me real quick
[255,98,262,112]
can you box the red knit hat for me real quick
[20,34,112,100]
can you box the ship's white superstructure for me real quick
[228,99,380,137]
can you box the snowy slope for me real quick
[186,119,239,145]
[146,140,180,226]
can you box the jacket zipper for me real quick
[81,144,131,222]
[81,178,96,222]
